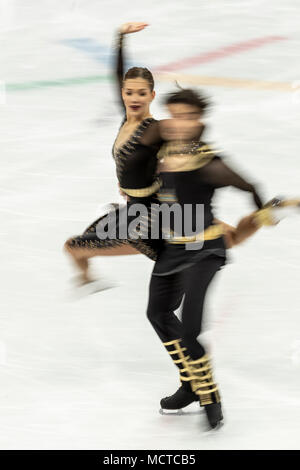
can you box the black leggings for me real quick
[146,255,224,360]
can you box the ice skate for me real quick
[204,402,224,429]
[160,384,198,410]
[72,275,117,296]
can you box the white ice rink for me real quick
[1,0,300,450]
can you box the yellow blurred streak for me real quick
[156,73,295,92]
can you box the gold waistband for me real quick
[166,224,224,244]
[120,179,161,198]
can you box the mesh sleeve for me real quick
[200,157,264,209]
[115,32,126,114]
[138,121,164,147]
[138,120,204,148]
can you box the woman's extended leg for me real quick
[64,239,139,284]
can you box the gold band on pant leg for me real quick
[163,339,182,347]
[163,339,220,405]
[173,356,191,364]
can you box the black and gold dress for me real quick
[66,31,164,260]
[67,117,163,260]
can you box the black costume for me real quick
[66,32,162,260]
[128,124,263,423]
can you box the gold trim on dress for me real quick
[120,179,161,197]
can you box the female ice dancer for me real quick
[64,22,161,285]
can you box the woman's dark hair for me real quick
[124,67,154,91]
[164,88,211,114]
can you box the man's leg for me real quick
[159,255,224,425]
[146,271,184,343]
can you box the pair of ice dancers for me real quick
[64,23,299,428]
[64,22,271,283]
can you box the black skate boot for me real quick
[161,339,223,427]
[160,384,198,410]
[183,353,224,429]
[204,402,223,429]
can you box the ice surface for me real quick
[1,0,300,450]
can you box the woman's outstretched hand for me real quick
[119,22,149,34]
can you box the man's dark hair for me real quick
[164,88,211,114]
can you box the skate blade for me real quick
[203,420,224,432]
[84,280,117,295]
[159,408,202,416]
[159,408,184,415]
[71,280,117,299]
